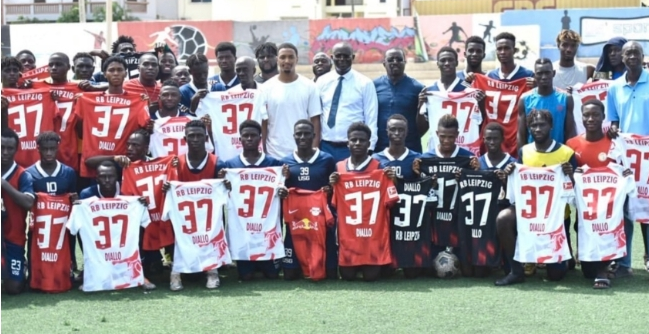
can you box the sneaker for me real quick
[206,269,220,289]
[170,272,183,291]
[143,277,157,291]
[524,263,536,277]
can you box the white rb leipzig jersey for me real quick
[574,163,636,262]
[507,164,575,263]
[162,179,232,273]
[225,167,286,261]
[67,196,150,292]
[422,89,483,155]
[621,133,649,224]
[150,116,214,158]
[195,90,267,161]
[572,81,611,135]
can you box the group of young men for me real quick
[1,28,647,295]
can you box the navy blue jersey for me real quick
[26,161,77,195]
[421,145,475,159]
[282,149,335,191]
[223,153,283,169]
[425,78,471,93]
[478,153,515,171]
[486,65,534,82]
[372,148,421,180]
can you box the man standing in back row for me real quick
[317,42,378,162]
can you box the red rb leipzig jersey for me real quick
[75,92,149,177]
[30,193,73,293]
[473,75,529,157]
[333,169,399,266]
[2,88,57,167]
[121,156,177,250]
[32,81,83,170]
[283,188,334,281]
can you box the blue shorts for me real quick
[236,260,280,278]
[2,241,26,282]
[283,225,338,270]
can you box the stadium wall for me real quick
[2,7,647,65]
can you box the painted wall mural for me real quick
[2,7,646,67]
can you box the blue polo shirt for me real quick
[606,70,649,135]
[179,81,226,108]
[373,75,425,152]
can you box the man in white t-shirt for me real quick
[262,43,322,159]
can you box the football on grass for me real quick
[433,251,460,279]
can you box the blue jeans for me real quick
[618,215,634,269]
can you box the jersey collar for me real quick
[346,156,372,171]
[538,140,557,153]
[292,148,320,164]
[220,74,238,87]
[485,153,511,169]
[155,110,180,119]
[1,162,17,180]
[498,64,520,80]
[434,77,460,92]
[240,152,266,166]
[35,160,62,177]
[186,153,209,170]
[382,148,410,161]
[435,145,460,158]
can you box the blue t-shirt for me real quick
[223,153,283,169]
[478,153,516,171]
[425,78,471,93]
[372,148,421,180]
[179,82,226,108]
[26,161,77,195]
[522,88,569,144]
[422,145,475,159]
[487,65,534,82]
[209,74,240,90]
[281,149,336,191]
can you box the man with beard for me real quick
[553,30,594,89]
[123,53,162,114]
[312,52,332,82]
[606,41,649,278]
[263,43,322,159]
[317,42,378,162]
[459,36,486,81]
[374,48,425,153]
[210,42,240,89]
[254,42,278,83]
[595,37,627,80]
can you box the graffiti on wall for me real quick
[492,0,558,12]
[233,21,310,63]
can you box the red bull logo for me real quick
[292,218,318,231]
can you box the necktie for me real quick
[327,76,344,128]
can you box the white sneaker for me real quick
[170,272,183,291]
[206,269,220,289]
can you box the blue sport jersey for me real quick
[223,153,283,169]
[372,148,421,180]
[79,183,121,200]
[26,161,77,195]
[422,145,475,159]
[425,78,471,93]
[179,82,226,108]
[522,89,569,144]
[487,65,534,82]
[281,149,336,191]
[209,74,240,90]
[478,153,516,171]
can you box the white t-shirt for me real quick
[574,163,636,261]
[263,75,322,159]
[162,179,232,273]
[420,89,483,155]
[620,133,649,224]
[507,164,575,264]
[225,167,286,261]
[195,89,268,161]
[150,116,214,158]
[67,196,150,292]
[572,81,612,135]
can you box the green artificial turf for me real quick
[2,232,648,334]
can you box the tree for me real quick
[57,6,80,23]
[93,2,139,22]
[13,16,46,24]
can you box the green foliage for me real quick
[57,5,80,23]
[93,2,140,22]
[12,16,44,24]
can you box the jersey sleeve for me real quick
[506,169,517,205]
[282,194,293,224]
[18,171,35,197]
[624,173,638,197]
[609,138,629,167]
[321,192,334,227]
[73,97,84,120]
[161,186,173,221]
[307,83,323,117]
[138,204,152,229]
[137,105,151,128]
[383,175,400,207]
[259,90,269,121]
[561,173,575,200]
[66,202,86,235]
